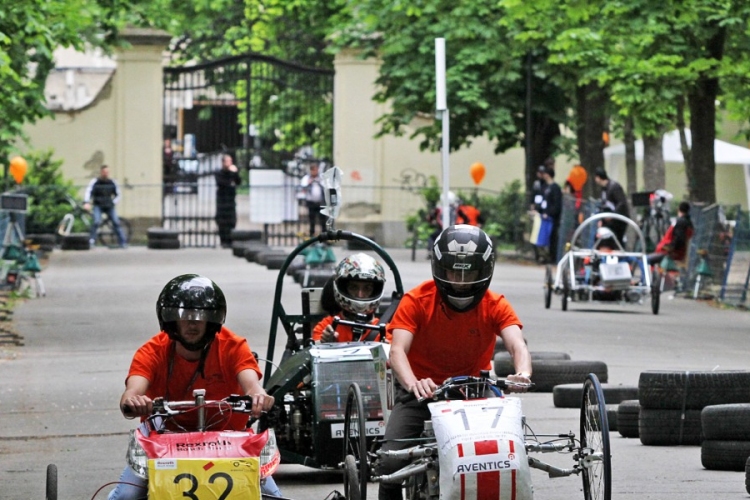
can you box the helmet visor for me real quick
[161,307,225,324]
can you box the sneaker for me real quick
[89,239,95,246]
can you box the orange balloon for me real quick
[9,156,27,184]
[470,162,486,185]
[567,165,587,192]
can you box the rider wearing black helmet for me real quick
[378,225,532,500]
[109,274,280,500]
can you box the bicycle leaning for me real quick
[56,195,132,248]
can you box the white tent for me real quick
[604,129,750,208]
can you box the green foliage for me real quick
[475,180,526,245]
[19,150,78,234]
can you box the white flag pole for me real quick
[435,38,450,230]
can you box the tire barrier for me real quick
[701,404,750,471]
[552,383,638,409]
[493,351,570,378]
[146,228,180,250]
[637,370,750,446]
[617,400,640,438]
[529,360,608,393]
[60,233,90,251]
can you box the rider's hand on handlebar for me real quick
[121,395,153,418]
[321,325,338,343]
[249,393,275,417]
[505,373,532,393]
[408,378,438,400]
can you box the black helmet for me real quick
[156,274,227,351]
[432,225,495,311]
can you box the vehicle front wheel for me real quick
[343,383,368,500]
[580,374,611,500]
[544,265,553,309]
[46,463,57,500]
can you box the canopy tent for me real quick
[604,129,750,208]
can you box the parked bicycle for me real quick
[56,195,131,247]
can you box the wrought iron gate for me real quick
[163,53,334,247]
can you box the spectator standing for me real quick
[648,201,694,265]
[540,166,563,262]
[530,165,547,212]
[594,168,630,245]
[84,165,127,248]
[456,198,485,227]
[215,154,242,248]
[565,164,588,227]
[299,162,326,236]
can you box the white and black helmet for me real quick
[333,253,386,318]
[432,224,495,311]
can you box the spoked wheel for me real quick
[46,463,58,500]
[580,374,612,500]
[651,269,660,315]
[544,265,553,309]
[343,383,368,500]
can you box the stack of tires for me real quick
[231,229,263,257]
[700,403,750,472]
[256,248,290,270]
[617,400,641,438]
[25,234,56,255]
[493,350,608,392]
[147,228,180,250]
[638,370,750,446]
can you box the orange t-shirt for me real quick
[313,314,391,343]
[127,326,261,430]
[386,281,522,383]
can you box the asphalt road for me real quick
[1,245,749,500]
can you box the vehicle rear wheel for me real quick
[580,374,611,500]
[343,383,368,500]
[561,266,570,311]
[544,265,553,309]
[651,269,660,315]
[46,463,57,500]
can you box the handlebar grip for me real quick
[121,404,136,418]
[396,391,417,404]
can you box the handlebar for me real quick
[121,393,257,419]
[396,375,534,404]
[331,315,386,341]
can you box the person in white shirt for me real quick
[299,162,326,236]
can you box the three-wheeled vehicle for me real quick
[545,212,661,314]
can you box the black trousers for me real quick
[307,201,326,236]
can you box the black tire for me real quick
[617,400,641,438]
[46,463,57,500]
[638,370,750,410]
[493,351,571,378]
[26,234,56,253]
[146,227,180,240]
[580,374,612,500]
[264,254,288,270]
[530,360,608,392]
[97,217,131,247]
[231,240,253,257]
[651,268,661,314]
[60,233,90,250]
[745,456,750,494]
[243,243,270,262]
[701,404,750,441]
[147,239,181,250]
[257,250,287,266]
[300,269,334,288]
[544,264,553,309]
[553,383,638,409]
[344,455,362,500]
[285,256,307,276]
[231,229,263,241]
[701,440,750,471]
[638,408,703,446]
[343,383,368,500]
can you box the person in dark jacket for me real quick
[594,168,631,245]
[84,165,127,248]
[540,166,563,262]
[215,154,242,248]
[648,201,694,265]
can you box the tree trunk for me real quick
[642,133,666,191]
[576,82,608,198]
[525,114,561,196]
[676,96,692,200]
[623,116,637,195]
[686,27,724,205]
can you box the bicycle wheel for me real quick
[343,383,368,500]
[580,373,612,500]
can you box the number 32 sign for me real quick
[149,457,261,500]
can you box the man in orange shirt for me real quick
[377,225,532,500]
[108,274,280,500]
[314,253,390,343]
